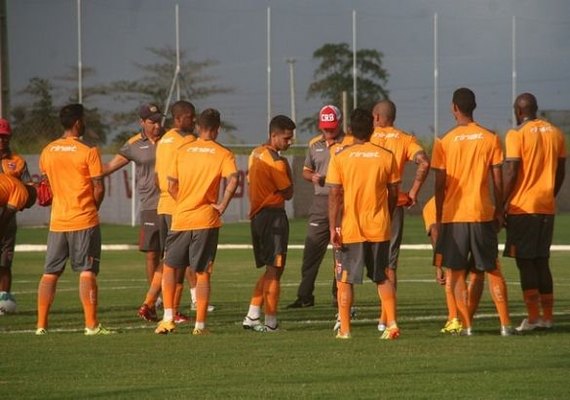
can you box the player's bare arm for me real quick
[92,176,105,210]
[328,184,343,248]
[167,177,179,200]
[502,158,520,210]
[213,172,239,215]
[387,182,398,218]
[433,168,446,238]
[302,168,324,186]
[102,154,129,176]
[491,164,504,231]
[554,157,566,196]
[407,151,430,206]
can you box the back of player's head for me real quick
[59,104,84,129]
[170,100,196,119]
[269,115,296,134]
[452,88,476,116]
[350,108,374,140]
[198,108,221,131]
[372,100,396,121]
[515,92,538,117]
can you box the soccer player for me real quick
[36,104,111,335]
[287,105,353,309]
[242,115,295,333]
[0,118,32,297]
[327,108,400,340]
[370,100,430,332]
[432,88,513,336]
[154,108,239,335]
[503,93,566,332]
[422,196,484,334]
[103,104,165,321]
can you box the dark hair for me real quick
[170,100,196,119]
[452,88,476,116]
[269,115,296,134]
[350,108,374,140]
[198,108,221,131]
[59,104,84,129]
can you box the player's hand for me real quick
[407,190,418,208]
[435,266,446,286]
[312,173,323,186]
[212,203,225,215]
[330,227,342,249]
[493,209,504,233]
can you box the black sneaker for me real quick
[286,298,315,308]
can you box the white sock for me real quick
[194,321,205,330]
[265,314,277,328]
[247,305,261,320]
[190,288,197,304]
[163,308,173,322]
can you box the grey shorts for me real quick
[158,213,172,255]
[434,222,498,272]
[388,206,404,270]
[334,241,390,284]
[44,226,101,274]
[504,214,554,259]
[0,213,17,269]
[139,209,161,252]
[164,228,219,272]
[251,208,289,268]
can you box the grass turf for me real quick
[2,215,570,399]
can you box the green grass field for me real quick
[2,215,570,399]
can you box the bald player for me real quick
[370,100,430,332]
[503,93,566,332]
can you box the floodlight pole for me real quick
[352,9,357,109]
[77,0,82,104]
[286,58,297,125]
[267,7,272,128]
[511,16,517,127]
[433,13,438,139]
[175,3,180,101]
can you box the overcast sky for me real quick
[6,0,570,144]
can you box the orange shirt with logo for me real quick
[0,174,28,210]
[326,142,400,243]
[156,128,196,215]
[431,122,503,223]
[370,126,424,177]
[505,119,566,215]
[1,153,31,182]
[168,138,237,231]
[39,137,103,232]
[248,145,292,219]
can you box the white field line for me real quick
[14,243,570,252]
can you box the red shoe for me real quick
[138,304,158,322]
[174,312,191,324]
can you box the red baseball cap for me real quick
[318,105,341,129]
[0,118,11,135]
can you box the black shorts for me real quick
[0,213,17,269]
[164,228,219,272]
[504,214,554,259]
[334,241,390,284]
[158,213,172,255]
[251,208,289,268]
[44,226,101,274]
[139,209,161,252]
[388,206,404,270]
[434,222,498,272]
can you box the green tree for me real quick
[302,43,389,134]
[98,47,238,147]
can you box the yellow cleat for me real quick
[380,324,400,340]
[155,320,176,335]
[440,318,462,334]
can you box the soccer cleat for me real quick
[252,324,279,333]
[138,304,158,322]
[459,327,473,336]
[191,302,216,312]
[286,298,315,309]
[380,325,400,340]
[192,328,210,336]
[440,318,462,334]
[335,331,352,340]
[516,318,542,332]
[538,319,553,329]
[242,315,262,330]
[154,320,176,335]
[500,325,517,336]
[333,318,341,332]
[35,328,48,336]
[377,323,386,332]
[84,324,114,336]
[174,312,190,324]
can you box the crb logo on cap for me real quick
[149,105,158,113]
[321,113,336,122]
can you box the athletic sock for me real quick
[540,293,554,322]
[450,269,470,328]
[444,269,457,320]
[522,289,541,322]
[487,267,511,326]
[249,274,265,307]
[190,287,197,304]
[265,314,277,328]
[337,281,353,335]
[79,271,98,329]
[263,276,280,316]
[467,271,484,319]
[247,305,261,320]
[195,272,210,325]
[377,279,397,326]
[173,282,184,314]
[143,269,162,308]
[37,274,58,329]
[161,264,176,311]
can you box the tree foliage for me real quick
[301,43,389,133]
